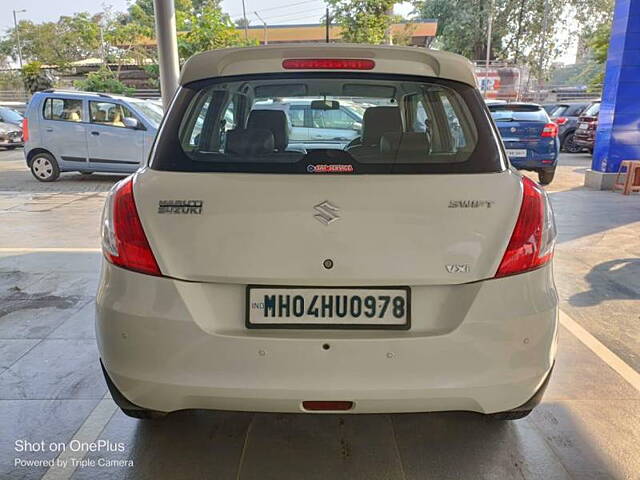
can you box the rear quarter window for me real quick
[584,103,600,116]
[42,97,83,122]
[564,104,587,116]
[151,73,505,175]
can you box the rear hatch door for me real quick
[134,169,522,286]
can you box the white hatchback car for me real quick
[96,44,558,420]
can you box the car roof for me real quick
[180,44,477,87]
[36,90,144,103]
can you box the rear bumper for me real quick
[96,262,558,415]
[510,159,557,170]
[573,134,594,147]
[504,144,559,170]
[0,140,23,147]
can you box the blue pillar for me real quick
[592,0,640,174]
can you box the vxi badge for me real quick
[446,264,471,273]
[313,201,340,225]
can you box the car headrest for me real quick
[361,106,402,145]
[380,132,431,163]
[225,128,275,156]
[248,110,289,151]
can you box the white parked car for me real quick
[254,98,365,146]
[97,44,558,420]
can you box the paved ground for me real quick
[0,148,639,479]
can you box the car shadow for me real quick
[569,258,640,307]
[58,173,129,183]
[70,405,624,479]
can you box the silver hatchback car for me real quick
[23,90,163,182]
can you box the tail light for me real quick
[541,123,558,137]
[101,176,162,276]
[553,117,567,125]
[495,176,556,278]
[282,59,375,70]
[22,118,29,142]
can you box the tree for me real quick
[103,12,151,73]
[413,0,613,82]
[235,18,251,29]
[74,67,134,94]
[113,0,255,63]
[584,21,611,90]
[0,13,100,67]
[327,0,396,44]
[21,62,53,94]
[178,1,255,59]
[589,22,611,66]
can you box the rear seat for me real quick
[225,128,274,156]
[346,106,402,162]
[248,109,306,154]
[380,132,432,164]
[225,128,304,162]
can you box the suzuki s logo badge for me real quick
[313,201,340,225]
[510,127,517,133]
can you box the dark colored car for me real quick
[542,103,561,115]
[573,101,600,153]
[549,102,590,153]
[489,103,560,185]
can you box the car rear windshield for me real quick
[559,103,587,117]
[489,104,549,123]
[150,73,504,174]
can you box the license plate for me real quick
[246,286,410,329]
[579,123,589,129]
[506,149,527,158]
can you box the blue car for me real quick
[488,103,560,185]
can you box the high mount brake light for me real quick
[302,401,354,411]
[282,59,375,70]
[101,176,162,276]
[495,176,556,278]
[541,123,558,137]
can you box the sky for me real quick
[0,0,413,34]
[1,0,575,64]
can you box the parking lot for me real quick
[0,147,638,479]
